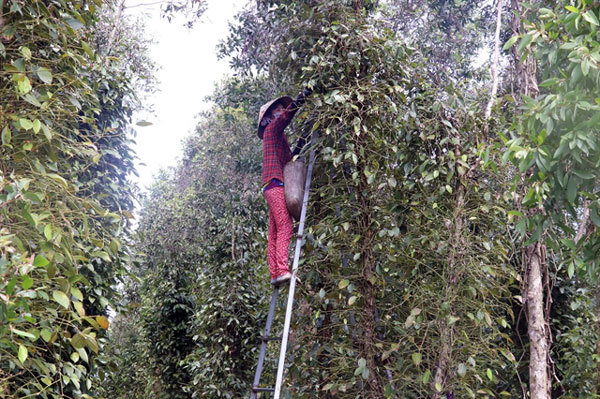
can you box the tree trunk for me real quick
[358,223,385,398]
[317,302,334,399]
[356,136,385,399]
[510,0,539,100]
[432,144,466,398]
[105,0,126,66]
[525,242,550,399]
[510,2,550,398]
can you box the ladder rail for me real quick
[273,131,318,399]
[250,287,280,399]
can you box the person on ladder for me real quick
[257,88,312,286]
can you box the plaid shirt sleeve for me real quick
[262,107,296,185]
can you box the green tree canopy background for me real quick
[2,1,600,399]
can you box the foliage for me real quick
[161,0,207,28]
[381,0,497,83]
[0,0,153,398]
[83,1,600,398]
[503,1,600,394]
[101,96,270,399]
[504,1,600,278]
[95,311,150,399]
[220,1,519,398]
[181,107,268,398]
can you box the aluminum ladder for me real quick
[250,132,317,399]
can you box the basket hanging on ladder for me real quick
[283,160,307,221]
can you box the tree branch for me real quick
[485,0,504,121]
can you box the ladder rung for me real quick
[262,335,282,342]
[252,387,275,393]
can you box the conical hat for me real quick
[257,96,293,139]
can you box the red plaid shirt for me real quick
[261,105,299,185]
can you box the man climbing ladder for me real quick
[257,88,312,285]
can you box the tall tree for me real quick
[0,0,154,397]
[504,1,600,397]
[222,1,517,398]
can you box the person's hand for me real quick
[310,81,328,94]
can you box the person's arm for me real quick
[278,87,313,126]
[290,87,312,110]
[283,88,312,156]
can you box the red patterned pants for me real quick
[264,186,293,279]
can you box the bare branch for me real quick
[485,0,504,120]
[125,1,165,9]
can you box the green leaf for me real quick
[40,329,53,342]
[486,368,493,381]
[32,119,41,133]
[74,301,86,317]
[66,18,84,30]
[18,344,28,363]
[348,295,357,306]
[571,64,583,85]
[384,383,393,398]
[502,36,519,51]
[338,279,350,289]
[20,46,31,60]
[591,207,600,227]
[435,382,442,392]
[362,366,370,380]
[77,347,89,363]
[6,277,17,295]
[86,335,99,354]
[23,93,42,107]
[90,251,111,262]
[568,261,575,278]
[136,120,153,127]
[1,126,11,146]
[517,34,533,54]
[21,275,34,290]
[71,287,83,301]
[52,290,70,309]
[19,118,33,130]
[565,5,579,13]
[44,224,52,241]
[81,41,94,57]
[13,329,36,341]
[412,352,422,366]
[71,333,86,349]
[583,10,599,26]
[41,124,53,141]
[33,254,49,267]
[46,173,68,188]
[422,370,431,384]
[17,76,32,94]
[567,176,577,204]
[458,363,467,377]
[37,67,53,84]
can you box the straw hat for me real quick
[257,95,293,139]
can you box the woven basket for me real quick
[283,160,307,221]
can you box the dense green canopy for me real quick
[2,1,600,399]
